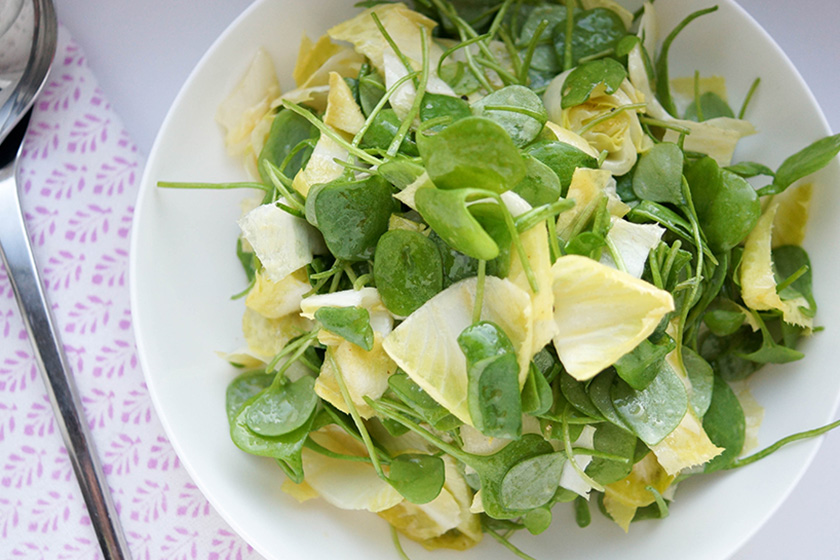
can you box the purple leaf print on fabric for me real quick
[51,447,74,483]
[122,383,152,425]
[2,446,46,488]
[62,39,86,68]
[66,295,112,334]
[119,307,132,330]
[39,163,87,199]
[210,529,256,560]
[24,206,59,247]
[10,541,49,559]
[2,27,262,558]
[176,483,210,518]
[127,530,153,560]
[0,497,22,539]
[28,490,72,533]
[92,339,136,378]
[92,247,127,287]
[0,401,18,441]
[23,120,61,160]
[1,267,14,300]
[0,349,38,392]
[82,388,115,428]
[1,307,20,336]
[147,436,180,472]
[161,527,199,560]
[118,205,134,238]
[68,113,110,154]
[42,250,85,292]
[24,395,56,437]
[58,537,103,560]
[62,344,87,374]
[208,529,254,560]
[38,73,83,113]
[131,480,169,523]
[95,155,137,196]
[65,204,112,243]
[103,433,141,476]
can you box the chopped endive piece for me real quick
[241,308,313,360]
[299,425,403,512]
[600,217,665,278]
[238,202,320,283]
[245,267,311,319]
[728,380,765,454]
[740,202,813,328]
[626,28,754,166]
[315,334,396,419]
[603,452,674,532]
[556,168,629,241]
[293,34,343,87]
[543,121,600,158]
[662,117,756,167]
[379,456,481,551]
[649,407,723,476]
[771,182,812,248]
[394,171,433,211]
[282,44,365,113]
[324,71,366,135]
[328,3,437,77]
[328,3,455,120]
[508,220,559,355]
[550,255,674,381]
[559,425,597,498]
[291,131,348,197]
[382,277,533,424]
[216,48,281,157]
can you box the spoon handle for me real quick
[0,154,133,558]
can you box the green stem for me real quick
[371,11,418,87]
[561,404,605,492]
[693,70,704,122]
[563,0,575,72]
[280,99,381,166]
[485,529,538,560]
[738,77,761,120]
[518,19,549,84]
[473,259,487,325]
[265,330,320,381]
[726,419,840,470]
[157,181,270,192]
[387,28,430,157]
[390,526,413,560]
[328,350,386,479]
[576,103,647,136]
[352,70,421,148]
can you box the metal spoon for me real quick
[0,2,132,559]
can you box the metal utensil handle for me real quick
[0,163,132,558]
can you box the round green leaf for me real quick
[388,453,446,504]
[500,452,566,510]
[417,116,526,194]
[374,229,444,316]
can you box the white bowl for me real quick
[130,1,840,559]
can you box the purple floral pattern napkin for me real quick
[0,27,260,560]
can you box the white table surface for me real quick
[52,1,840,559]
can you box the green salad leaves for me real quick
[160,0,840,557]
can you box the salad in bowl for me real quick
[153,0,840,557]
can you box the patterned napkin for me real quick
[0,27,260,560]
